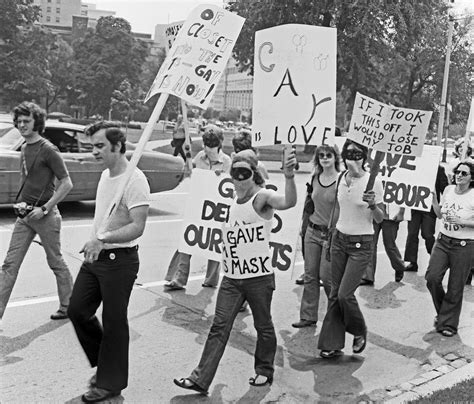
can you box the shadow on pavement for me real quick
[0,319,69,366]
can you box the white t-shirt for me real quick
[93,167,151,248]
[336,171,383,235]
[440,185,474,240]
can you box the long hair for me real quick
[452,161,474,188]
[84,121,127,154]
[13,102,46,135]
[312,144,341,174]
[341,139,368,171]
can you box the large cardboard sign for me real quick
[252,24,336,147]
[349,93,432,157]
[222,223,273,279]
[368,145,442,211]
[177,169,300,272]
[145,5,244,108]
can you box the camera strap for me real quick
[15,142,46,204]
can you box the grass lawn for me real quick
[408,377,474,403]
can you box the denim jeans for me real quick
[404,210,436,264]
[300,226,331,321]
[0,207,73,319]
[364,220,405,282]
[165,250,220,287]
[68,248,139,391]
[318,230,373,351]
[425,233,474,333]
[189,274,276,390]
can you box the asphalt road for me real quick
[0,171,473,403]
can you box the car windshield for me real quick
[0,124,23,150]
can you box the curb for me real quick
[384,361,474,403]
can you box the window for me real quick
[57,0,60,3]
[46,16,51,22]
[47,6,51,12]
[47,0,51,2]
[56,7,60,13]
[56,17,60,23]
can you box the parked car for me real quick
[0,120,184,204]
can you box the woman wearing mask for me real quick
[318,140,384,358]
[426,161,474,337]
[292,144,341,328]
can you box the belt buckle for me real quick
[460,240,466,247]
[355,242,361,249]
[109,252,116,260]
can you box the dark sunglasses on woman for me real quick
[454,170,470,177]
[318,152,333,159]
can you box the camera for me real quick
[13,202,34,219]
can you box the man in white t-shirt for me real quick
[68,122,150,403]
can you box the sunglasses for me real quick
[454,170,470,177]
[230,166,253,181]
[318,152,334,159]
[343,149,365,161]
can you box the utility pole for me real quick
[437,13,454,147]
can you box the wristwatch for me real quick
[41,206,49,216]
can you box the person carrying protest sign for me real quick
[403,165,448,273]
[173,148,297,394]
[318,139,384,359]
[68,122,150,402]
[426,161,474,337]
[164,125,231,291]
[292,144,341,328]
[171,114,186,161]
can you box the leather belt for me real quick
[308,221,328,233]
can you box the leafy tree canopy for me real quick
[72,16,148,117]
[227,0,473,124]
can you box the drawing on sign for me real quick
[252,24,336,147]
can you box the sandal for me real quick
[249,374,273,386]
[440,329,456,337]
[320,349,343,359]
[173,378,208,395]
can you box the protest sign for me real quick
[144,5,244,109]
[252,24,336,147]
[367,145,442,211]
[165,20,184,50]
[177,169,301,272]
[348,93,432,157]
[222,223,273,279]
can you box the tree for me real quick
[0,0,40,41]
[71,16,148,117]
[227,0,473,125]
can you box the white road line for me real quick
[0,218,183,232]
[7,260,305,309]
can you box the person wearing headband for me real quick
[174,148,297,394]
[318,139,384,359]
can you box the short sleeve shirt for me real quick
[440,185,474,240]
[93,167,151,248]
[19,139,69,205]
[336,172,383,235]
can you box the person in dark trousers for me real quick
[426,161,474,337]
[0,102,73,323]
[174,149,297,394]
[404,165,448,272]
[68,121,150,403]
